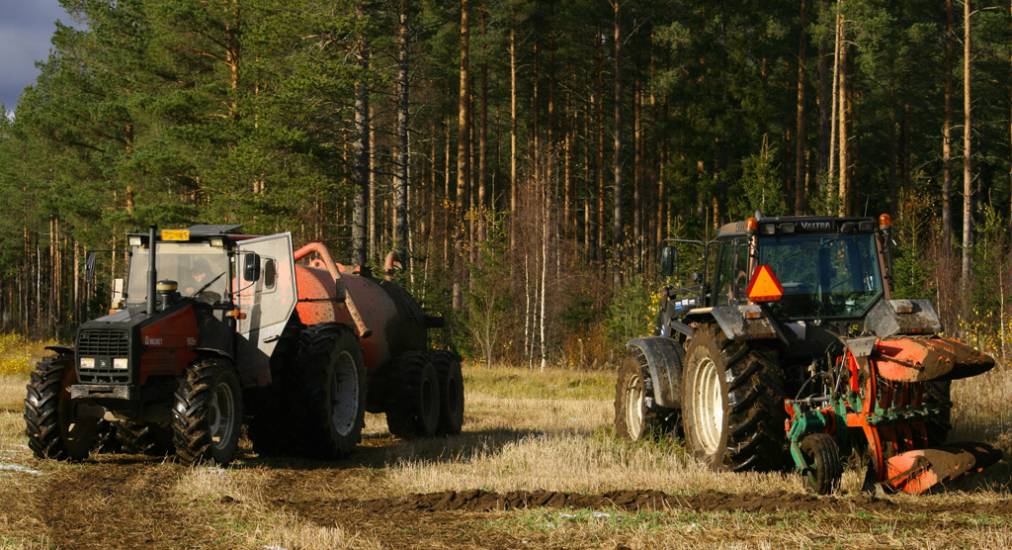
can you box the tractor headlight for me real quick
[113,357,129,370]
[79,357,95,369]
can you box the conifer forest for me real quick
[1,0,1010,367]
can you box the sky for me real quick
[0,0,76,115]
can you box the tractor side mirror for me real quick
[660,246,677,277]
[243,252,262,282]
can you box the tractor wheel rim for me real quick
[209,382,235,449]
[625,373,645,438]
[330,351,359,437]
[694,357,723,455]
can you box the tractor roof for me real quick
[716,216,877,239]
[127,224,251,246]
[186,224,243,237]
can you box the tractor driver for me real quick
[183,258,223,304]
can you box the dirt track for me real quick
[32,462,205,550]
[279,487,1012,515]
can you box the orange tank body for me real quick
[294,264,413,372]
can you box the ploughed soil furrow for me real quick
[275,489,1012,516]
[35,462,205,550]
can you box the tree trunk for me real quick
[829,5,841,207]
[478,38,488,243]
[943,0,955,247]
[367,103,376,263]
[961,0,973,291]
[816,0,832,195]
[352,11,370,268]
[453,0,470,311]
[443,119,452,265]
[633,86,642,270]
[794,0,807,214]
[394,2,410,262]
[509,27,518,251]
[611,0,623,281]
[837,4,848,216]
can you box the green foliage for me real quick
[735,135,785,218]
[603,275,656,353]
[463,216,515,365]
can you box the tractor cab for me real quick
[708,216,886,321]
[73,225,297,404]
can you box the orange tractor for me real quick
[25,225,463,465]
[616,214,1000,494]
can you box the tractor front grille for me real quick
[76,329,131,384]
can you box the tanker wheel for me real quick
[172,358,243,466]
[117,421,174,456]
[24,354,100,461]
[431,350,464,435]
[799,433,843,495]
[386,351,441,438]
[681,325,787,471]
[614,349,679,441]
[293,323,366,458]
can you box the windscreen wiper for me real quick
[191,271,226,298]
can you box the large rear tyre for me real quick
[386,351,441,438]
[431,350,464,435]
[292,324,366,458]
[614,350,678,441]
[799,433,843,495]
[24,355,99,461]
[172,358,243,466]
[682,326,787,471]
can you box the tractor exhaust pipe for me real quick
[146,225,157,316]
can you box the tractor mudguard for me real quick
[44,345,74,356]
[626,336,684,409]
[194,347,233,361]
[709,305,778,342]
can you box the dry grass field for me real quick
[1,344,1011,548]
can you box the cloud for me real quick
[0,0,76,109]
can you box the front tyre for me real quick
[172,358,243,466]
[682,326,786,471]
[24,354,99,461]
[614,351,677,441]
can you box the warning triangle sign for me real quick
[746,264,784,303]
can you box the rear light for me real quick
[741,305,763,320]
[893,300,914,314]
[879,213,892,229]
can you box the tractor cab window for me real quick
[714,238,750,306]
[126,242,230,305]
[758,232,883,319]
